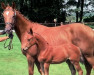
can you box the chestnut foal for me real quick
[22,29,83,75]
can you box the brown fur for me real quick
[22,31,83,75]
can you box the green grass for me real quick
[0,33,94,75]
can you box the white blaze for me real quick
[6,12,9,16]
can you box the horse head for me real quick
[1,2,16,35]
[21,29,37,51]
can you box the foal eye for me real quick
[27,39,31,41]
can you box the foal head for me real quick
[21,29,37,51]
[1,2,16,34]
[22,29,49,51]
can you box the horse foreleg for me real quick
[44,63,50,75]
[66,60,76,75]
[26,55,35,75]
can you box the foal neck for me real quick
[34,33,49,51]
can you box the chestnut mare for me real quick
[1,3,94,75]
[22,29,83,75]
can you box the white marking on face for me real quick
[24,36,27,40]
[6,11,9,16]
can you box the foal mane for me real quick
[33,32,49,47]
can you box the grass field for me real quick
[0,33,94,75]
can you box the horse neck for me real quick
[14,11,31,41]
[34,33,49,52]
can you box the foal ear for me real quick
[12,2,15,9]
[1,2,6,9]
[30,29,33,35]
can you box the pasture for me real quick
[0,33,94,75]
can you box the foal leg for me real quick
[35,59,42,74]
[66,60,76,75]
[72,61,83,75]
[40,63,45,75]
[44,63,50,75]
[26,55,35,75]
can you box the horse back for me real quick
[32,23,94,55]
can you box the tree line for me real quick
[0,0,94,24]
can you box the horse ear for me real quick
[12,2,15,9]
[30,29,33,35]
[1,2,6,9]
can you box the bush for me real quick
[84,16,94,22]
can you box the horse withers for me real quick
[21,29,83,75]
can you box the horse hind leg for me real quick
[71,61,83,75]
[84,58,92,75]
[80,52,92,75]
[66,59,76,75]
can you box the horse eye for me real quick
[1,13,4,16]
[13,16,15,18]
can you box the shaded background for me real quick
[0,0,94,26]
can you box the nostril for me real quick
[21,48,25,51]
[21,47,28,51]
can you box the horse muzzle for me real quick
[5,22,13,34]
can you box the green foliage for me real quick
[66,0,77,6]
[84,16,94,22]
[0,0,66,23]
[0,0,94,25]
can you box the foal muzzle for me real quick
[22,47,28,51]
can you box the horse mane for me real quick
[16,10,44,26]
[16,10,31,21]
